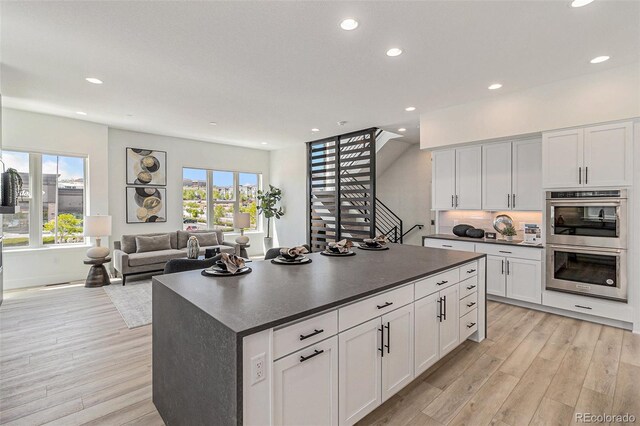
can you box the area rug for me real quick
[103,279,152,329]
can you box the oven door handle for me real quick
[547,244,622,255]
[548,200,621,207]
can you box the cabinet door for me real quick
[439,285,459,357]
[482,142,512,210]
[486,255,506,297]
[455,146,482,209]
[432,150,456,210]
[273,336,338,426]
[338,317,382,425]
[414,293,440,376]
[381,304,414,402]
[512,139,542,211]
[542,129,583,188]
[583,122,633,187]
[506,258,542,304]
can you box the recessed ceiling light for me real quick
[398,128,406,132]
[311,128,320,132]
[571,0,594,7]
[340,18,359,31]
[405,106,416,112]
[590,55,610,64]
[76,111,87,116]
[386,48,403,57]
[488,83,503,90]
[261,142,268,145]
[85,77,103,84]
[209,122,217,126]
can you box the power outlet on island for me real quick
[251,353,266,385]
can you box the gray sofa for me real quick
[113,229,236,285]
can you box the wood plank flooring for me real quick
[1,285,639,425]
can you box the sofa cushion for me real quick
[121,232,178,254]
[177,229,224,249]
[128,249,185,267]
[190,232,219,247]
[135,234,172,253]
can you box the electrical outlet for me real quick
[251,353,266,385]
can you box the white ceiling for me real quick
[2,1,639,150]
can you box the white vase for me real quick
[505,235,514,241]
[263,237,274,251]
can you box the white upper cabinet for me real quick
[512,139,542,211]
[543,121,633,188]
[455,146,482,210]
[583,122,633,187]
[482,142,512,210]
[432,150,456,210]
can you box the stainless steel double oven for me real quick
[546,190,627,302]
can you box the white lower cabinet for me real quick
[381,304,414,402]
[438,284,460,356]
[338,317,382,425]
[414,293,440,376]
[273,336,339,426]
[486,255,506,297]
[506,258,542,304]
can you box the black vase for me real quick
[1,172,17,207]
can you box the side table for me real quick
[84,257,112,288]
[235,243,250,258]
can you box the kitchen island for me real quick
[152,244,486,426]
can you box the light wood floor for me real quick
[1,285,639,426]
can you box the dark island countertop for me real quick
[424,233,544,249]
[153,244,485,337]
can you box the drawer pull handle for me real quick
[499,250,512,254]
[442,244,453,248]
[299,349,324,363]
[437,280,449,286]
[466,302,476,308]
[466,285,476,290]
[467,322,477,328]
[377,301,393,309]
[299,329,324,341]
[466,269,476,273]
[574,304,592,310]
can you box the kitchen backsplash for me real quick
[437,210,543,238]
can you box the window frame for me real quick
[2,149,88,250]
[182,167,262,233]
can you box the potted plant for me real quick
[501,224,517,241]
[257,185,284,251]
[2,167,23,207]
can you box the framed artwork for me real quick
[126,148,167,186]
[126,186,167,223]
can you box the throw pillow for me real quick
[135,234,172,253]
[189,232,219,247]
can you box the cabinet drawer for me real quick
[459,261,478,280]
[542,290,633,323]
[459,309,478,340]
[459,276,478,299]
[423,239,475,252]
[415,268,460,300]
[475,243,542,261]
[459,293,478,317]
[274,311,338,359]
[339,285,413,332]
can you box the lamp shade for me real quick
[84,215,112,237]
[234,212,251,229]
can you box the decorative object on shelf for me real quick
[257,185,284,251]
[1,166,23,207]
[126,148,167,186]
[126,186,166,223]
[465,228,485,239]
[453,224,474,237]
[84,215,112,259]
[492,214,514,234]
[84,256,111,287]
[500,224,518,241]
[186,236,200,259]
[485,232,497,239]
[524,224,541,244]
[234,212,251,245]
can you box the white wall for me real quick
[270,144,307,248]
[376,144,431,246]
[2,108,109,289]
[421,63,640,149]
[108,128,270,256]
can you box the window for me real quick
[2,150,86,249]
[182,168,261,232]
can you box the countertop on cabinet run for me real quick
[153,243,485,337]
[424,233,544,249]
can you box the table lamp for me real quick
[234,212,251,245]
[84,215,112,259]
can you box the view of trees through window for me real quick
[183,168,260,232]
